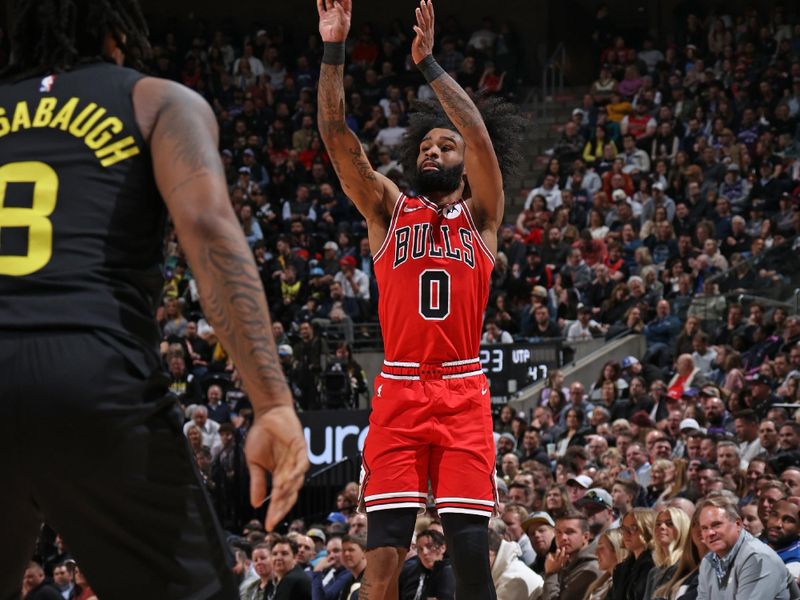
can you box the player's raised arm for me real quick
[411,0,504,227]
[138,78,308,531]
[316,0,398,223]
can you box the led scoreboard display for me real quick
[479,342,563,399]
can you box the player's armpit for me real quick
[317,62,398,222]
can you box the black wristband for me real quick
[322,42,345,65]
[415,54,445,83]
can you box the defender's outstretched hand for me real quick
[412,0,435,64]
[246,405,309,531]
[317,0,352,43]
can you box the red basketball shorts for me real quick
[359,364,497,518]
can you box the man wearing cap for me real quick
[566,475,592,505]
[308,529,328,566]
[567,305,607,342]
[333,256,369,301]
[576,488,614,541]
[749,374,778,419]
[523,512,556,576]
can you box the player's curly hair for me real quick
[3,0,150,81]
[397,97,526,188]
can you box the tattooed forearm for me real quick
[430,72,483,131]
[317,63,346,134]
[316,58,385,211]
[193,227,291,408]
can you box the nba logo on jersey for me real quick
[443,204,463,219]
[39,75,56,92]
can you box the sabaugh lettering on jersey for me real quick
[393,223,476,269]
[0,97,140,167]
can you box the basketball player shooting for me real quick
[317,1,523,597]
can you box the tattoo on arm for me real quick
[348,146,376,182]
[196,229,288,392]
[430,73,483,131]
[157,95,225,201]
[154,84,289,405]
[317,63,346,135]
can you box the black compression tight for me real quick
[441,513,497,600]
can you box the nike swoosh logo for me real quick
[481,387,488,396]
[403,206,423,213]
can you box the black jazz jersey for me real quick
[0,63,166,350]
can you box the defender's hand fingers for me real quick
[264,450,306,530]
[317,0,325,16]
[248,464,267,508]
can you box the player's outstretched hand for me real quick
[411,0,435,64]
[317,0,352,43]
[246,405,309,531]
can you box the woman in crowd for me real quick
[494,404,515,434]
[644,507,691,600]
[554,408,590,456]
[584,529,629,600]
[590,360,628,401]
[645,459,674,506]
[544,483,573,519]
[652,510,709,600]
[741,502,764,538]
[609,508,656,600]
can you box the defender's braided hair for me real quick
[397,96,526,189]
[4,0,149,81]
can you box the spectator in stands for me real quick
[271,536,311,599]
[311,535,348,600]
[398,529,454,600]
[21,562,61,600]
[241,544,275,600]
[697,497,798,599]
[293,321,327,410]
[765,499,800,577]
[644,507,691,600]
[183,405,221,457]
[502,504,537,565]
[610,508,655,600]
[542,511,601,600]
[488,528,544,600]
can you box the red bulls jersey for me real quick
[373,193,495,362]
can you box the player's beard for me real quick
[413,161,465,195]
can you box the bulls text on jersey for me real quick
[392,223,477,269]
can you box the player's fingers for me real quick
[324,0,333,11]
[418,1,430,29]
[266,486,300,532]
[342,0,352,14]
[248,464,267,508]
[428,0,435,21]
[264,463,303,531]
[316,0,325,16]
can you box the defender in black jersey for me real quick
[0,3,308,599]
